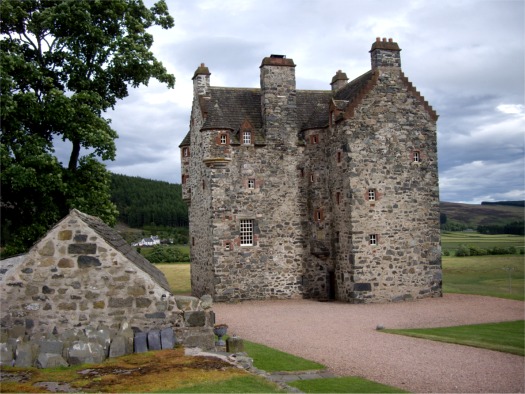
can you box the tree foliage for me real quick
[110,173,188,228]
[0,0,175,256]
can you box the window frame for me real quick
[243,131,252,145]
[369,234,377,246]
[248,179,255,189]
[368,189,376,201]
[413,150,421,163]
[220,134,227,145]
[240,219,254,246]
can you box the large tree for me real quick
[0,0,175,256]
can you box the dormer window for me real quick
[243,131,252,144]
[220,134,227,144]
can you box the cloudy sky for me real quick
[104,0,524,204]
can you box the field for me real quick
[156,263,191,295]
[440,201,524,227]
[441,232,524,255]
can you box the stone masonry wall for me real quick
[334,67,441,302]
[0,213,214,348]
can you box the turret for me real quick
[192,63,211,96]
[370,37,401,68]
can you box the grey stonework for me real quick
[180,38,442,303]
[0,209,216,360]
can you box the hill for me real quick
[440,201,524,229]
[110,173,188,228]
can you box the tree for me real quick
[0,0,175,256]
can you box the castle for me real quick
[180,38,442,303]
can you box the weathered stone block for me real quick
[36,353,68,368]
[74,234,88,242]
[134,332,148,353]
[67,341,105,365]
[145,312,166,319]
[38,241,55,256]
[58,258,74,268]
[109,335,127,358]
[77,255,101,268]
[128,285,146,296]
[226,337,244,353]
[184,311,206,327]
[15,342,35,367]
[69,243,97,255]
[42,286,55,294]
[147,330,161,350]
[0,343,14,366]
[175,296,200,311]
[39,340,63,355]
[136,298,152,308]
[200,295,213,309]
[58,230,73,240]
[93,301,105,309]
[58,302,77,311]
[108,297,133,308]
[160,328,175,350]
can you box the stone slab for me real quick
[109,335,127,358]
[147,330,161,351]
[134,332,148,353]
[36,353,68,369]
[160,328,175,350]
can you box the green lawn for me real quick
[156,263,191,295]
[443,254,524,300]
[289,376,408,393]
[164,376,284,393]
[441,232,524,254]
[383,320,524,356]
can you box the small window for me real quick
[310,174,314,183]
[314,209,323,222]
[337,151,342,163]
[300,168,305,178]
[369,234,377,245]
[336,192,341,205]
[182,147,190,157]
[310,135,319,144]
[220,134,227,144]
[368,189,376,201]
[192,237,195,246]
[248,179,255,189]
[413,151,421,163]
[243,131,251,144]
[240,219,254,246]
[225,242,231,251]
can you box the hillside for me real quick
[110,173,187,228]
[440,201,524,229]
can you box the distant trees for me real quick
[110,173,188,228]
[477,221,524,236]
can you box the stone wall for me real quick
[0,210,215,362]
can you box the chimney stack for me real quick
[370,37,401,69]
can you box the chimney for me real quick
[260,54,297,145]
[192,63,211,96]
[330,70,349,92]
[370,37,401,69]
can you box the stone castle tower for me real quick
[180,38,442,303]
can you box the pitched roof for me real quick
[71,210,171,292]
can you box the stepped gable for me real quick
[72,209,171,292]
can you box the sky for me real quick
[102,0,524,204]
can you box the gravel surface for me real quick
[213,294,524,393]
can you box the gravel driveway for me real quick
[213,294,524,393]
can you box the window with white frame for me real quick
[220,134,227,144]
[368,189,376,201]
[369,234,377,245]
[413,151,421,162]
[243,131,251,144]
[248,179,255,189]
[182,147,189,157]
[240,219,254,246]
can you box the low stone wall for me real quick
[0,295,215,369]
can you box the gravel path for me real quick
[213,294,524,393]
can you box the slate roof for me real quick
[333,70,376,101]
[73,210,171,292]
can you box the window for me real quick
[337,151,342,163]
[310,174,314,183]
[248,179,255,189]
[336,192,341,205]
[182,147,190,157]
[310,135,319,144]
[225,242,231,251]
[369,234,377,245]
[243,131,251,144]
[413,150,421,163]
[240,219,254,246]
[368,189,376,201]
[220,134,227,144]
[314,209,324,222]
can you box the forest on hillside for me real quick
[110,174,188,228]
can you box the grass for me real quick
[441,232,524,254]
[165,375,284,393]
[383,320,524,356]
[156,263,191,295]
[289,376,408,393]
[243,340,325,372]
[442,254,524,300]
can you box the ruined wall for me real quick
[0,212,214,348]
[335,67,442,303]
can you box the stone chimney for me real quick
[370,37,401,69]
[260,55,297,145]
[330,70,349,92]
[192,63,211,96]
